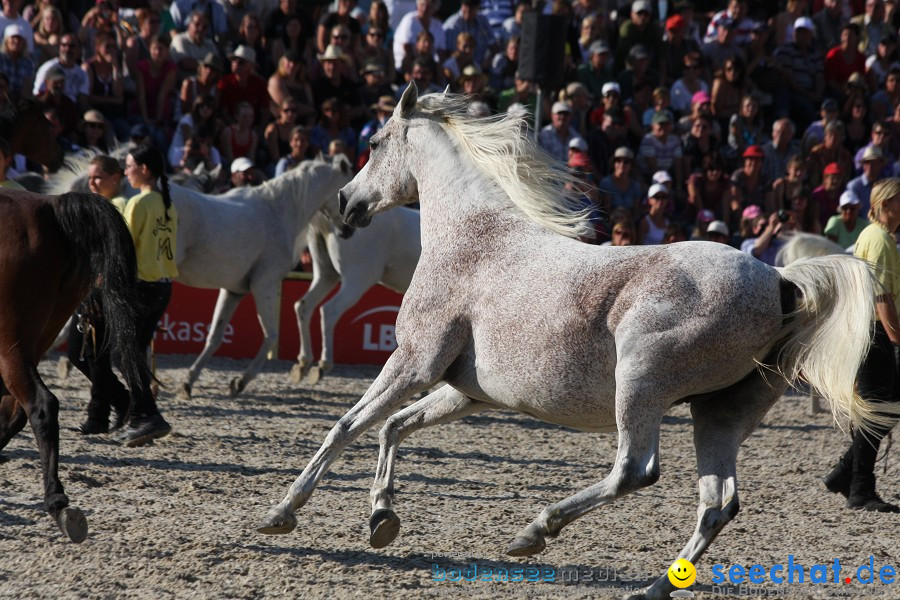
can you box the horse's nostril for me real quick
[338,190,348,216]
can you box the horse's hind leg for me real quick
[231,278,282,396]
[180,289,244,399]
[0,392,27,459]
[634,371,786,600]
[0,355,88,542]
[369,385,487,548]
[293,263,339,384]
[508,388,665,558]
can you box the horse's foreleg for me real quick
[0,354,87,543]
[233,282,281,396]
[292,265,339,384]
[258,348,441,535]
[635,372,785,600]
[311,275,376,385]
[508,388,665,558]
[180,289,244,400]
[369,386,486,548]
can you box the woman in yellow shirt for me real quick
[824,178,900,513]
[69,156,135,435]
[116,145,176,447]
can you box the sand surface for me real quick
[1,354,898,599]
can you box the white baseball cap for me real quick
[568,137,588,151]
[231,157,254,173]
[552,101,572,114]
[652,170,672,184]
[793,16,815,32]
[839,190,860,208]
[602,82,621,96]
[648,183,669,198]
[707,220,729,236]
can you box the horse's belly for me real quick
[445,356,618,432]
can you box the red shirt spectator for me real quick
[824,23,865,94]
[217,45,272,125]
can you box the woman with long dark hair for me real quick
[118,144,176,446]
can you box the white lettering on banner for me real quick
[363,324,398,351]
[156,313,234,344]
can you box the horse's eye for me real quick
[370,140,379,151]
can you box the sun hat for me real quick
[4,24,25,39]
[648,183,669,198]
[742,205,762,220]
[839,190,860,207]
[228,44,257,63]
[317,44,346,62]
[692,90,711,105]
[613,146,634,160]
[707,220,729,236]
[742,145,764,159]
[651,110,672,125]
[652,170,672,184]
[568,137,587,151]
[862,145,885,161]
[200,52,222,70]
[602,82,621,96]
[566,81,592,99]
[83,109,105,123]
[589,40,610,55]
[371,95,397,112]
[823,162,841,176]
[360,59,385,75]
[231,157,254,173]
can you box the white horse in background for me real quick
[48,154,354,397]
[292,205,420,384]
[258,85,896,600]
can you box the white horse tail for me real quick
[776,255,900,434]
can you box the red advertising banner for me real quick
[153,280,403,364]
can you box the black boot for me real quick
[823,449,853,498]
[846,432,899,513]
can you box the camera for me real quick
[777,209,790,223]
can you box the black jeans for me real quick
[68,280,172,424]
[848,322,900,488]
[129,279,172,420]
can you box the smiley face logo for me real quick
[667,558,696,588]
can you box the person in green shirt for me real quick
[116,144,176,447]
[823,178,900,513]
[823,190,869,250]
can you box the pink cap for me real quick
[742,205,763,221]
[692,90,711,105]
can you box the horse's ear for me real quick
[333,153,351,175]
[397,81,418,119]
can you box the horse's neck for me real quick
[414,151,535,250]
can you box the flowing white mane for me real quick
[414,93,593,239]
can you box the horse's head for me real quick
[340,82,422,228]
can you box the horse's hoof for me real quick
[229,377,245,397]
[289,362,307,384]
[506,533,546,557]
[307,366,323,386]
[177,383,192,401]
[56,507,88,543]
[257,508,297,535]
[369,508,401,549]
[56,357,71,380]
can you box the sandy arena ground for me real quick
[1,354,899,599]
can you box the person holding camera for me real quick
[740,205,794,265]
[823,177,900,513]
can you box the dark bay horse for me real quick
[0,190,147,542]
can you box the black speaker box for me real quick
[518,13,568,89]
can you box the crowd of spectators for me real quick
[0,0,895,256]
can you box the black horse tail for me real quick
[53,192,150,393]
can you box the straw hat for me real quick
[83,109,105,124]
[318,44,348,62]
[228,44,257,64]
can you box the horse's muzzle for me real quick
[342,200,372,228]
